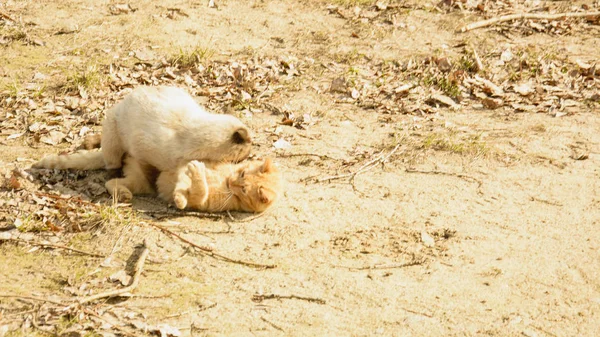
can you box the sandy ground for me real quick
[1,1,599,336]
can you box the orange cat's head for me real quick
[227,158,282,213]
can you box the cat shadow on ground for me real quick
[25,165,259,225]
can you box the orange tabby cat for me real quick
[156,158,282,213]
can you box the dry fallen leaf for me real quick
[482,98,503,110]
[40,131,66,145]
[330,77,348,93]
[273,138,292,149]
[427,93,459,109]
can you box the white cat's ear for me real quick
[232,128,251,144]
[261,158,275,173]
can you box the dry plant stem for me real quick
[317,144,400,183]
[147,222,276,269]
[138,208,224,219]
[1,238,105,258]
[77,242,149,305]
[404,168,482,189]
[162,303,217,319]
[353,259,425,271]
[472,47,484,72]
[261,316,284,332]
[229,210,268,223]
[276,152,342,161]
[458,11,600,32]
[0,294,66,306]
[253,293,326,305]
[0,11,16,22]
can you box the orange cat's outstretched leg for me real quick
[173,161,209,209]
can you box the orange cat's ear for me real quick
[258,187,274,204]
[261,158,275,173]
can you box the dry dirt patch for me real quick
[1,1,600,336]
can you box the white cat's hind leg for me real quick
[101,110,125,169]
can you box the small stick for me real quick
[161,303,217,319]
[77,242,149,305]
[0,294,66,306]
[404,168,482,189]
[252,293,326,305]
[352,259,425,271]
[148,223,276,269]
[261,316,284,332]
[228,210,268,223]
[317,144,400,183]
[0,10,16,22]
[2,238,105,258]
[276,153,342,161]
[458,11,600,33]
[137,208,225,220]
[471,46,484,72]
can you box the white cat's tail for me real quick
[32,150,106,170]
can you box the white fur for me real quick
[101,86,251,171]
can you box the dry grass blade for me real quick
[137,208,225,219]
[458,11,600,32]
[316,143,401,183]
[353,259,425,271]
[252,293,326,305]
[2,237,105,258]
[0,294,66,306]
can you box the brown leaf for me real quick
[330,77,347,93]
[482,98,503,110]
[7,172,21,190]
[427,93,459,109]
[435,57,452,72]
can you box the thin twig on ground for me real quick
[228,210,268,223]
[0,294,66,306]
[458,11,600,32]
[404,168,483,193]
[252,293,326,305]
[76,241,149,305]
[1,238,105,258]
[316,143,401,183]
[0,10,16,22]
[402,307,433,318]
[471,46,484,72]
[353,259,426,271]
[161,303,217,319]
[261,316,284,332]
[147,222,276,269]
[276,152,343,161]
[137,208,225,220]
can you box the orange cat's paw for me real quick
[186,161,206,179]
[173,192,188,209]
